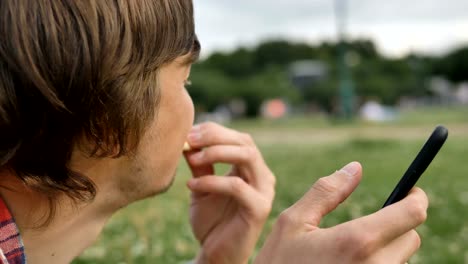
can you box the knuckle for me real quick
[269,186,276,202]
[411,187,429,206]
[256,197,274,220]
[410,230,422,250]
[264,173,277,199]
[230,177,246,195]
[407,201,428,224]
[238,145,260,166]
[238,146,252,162]
[241,132,254,144]
[349,232,377,260]
[314,177,339,194]
[264,184,276,206]
[276,210,299,231]
[419,188,429,207]
[245,145,259,159]
[333,226,378,261]
[270,173,277,188]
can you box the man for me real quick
[0,1,428,263]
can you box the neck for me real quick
[0,170,118,264]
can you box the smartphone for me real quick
[382,125,448,208]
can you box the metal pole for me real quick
[335,0,355,119]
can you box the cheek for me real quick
[158,87,194,165]
[150,90,193,185]
[161,82,194,135]
[183,89,195,128]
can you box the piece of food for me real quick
[183,141,192,151]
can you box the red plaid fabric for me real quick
[0,198,26,264]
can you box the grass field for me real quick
[74,106,468,264]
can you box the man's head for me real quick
[0,0,199,213]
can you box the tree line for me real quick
[189,39,468,116]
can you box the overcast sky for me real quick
[194,0,468,57]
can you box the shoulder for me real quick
[0,197,26,264]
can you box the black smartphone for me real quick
[382,125,448,208]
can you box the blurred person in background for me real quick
[0,0,428,263]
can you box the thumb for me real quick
[288,162,362,227]
[184,150,214,178]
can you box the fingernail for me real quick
[188,131,201,142]
[187,179,198,188]
[340,162,360,177]
[191,125,201,133]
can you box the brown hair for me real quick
[0,0,200,214]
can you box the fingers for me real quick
[344,187,428,248]
[187,122,254,149]
[285,162,362,226]
[184,150,214,178]
[371,230,421,263]
[328,228,422,263]
[185,145,262,184]
[186,145,255,167]
[184,122,275,194]
[187,176,271,219]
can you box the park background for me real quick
[75,0,468,263]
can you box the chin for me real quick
[145,171,177,198]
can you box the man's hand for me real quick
[184,122,275,264]
[255,162,428,264]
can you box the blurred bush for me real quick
[189,39,468,116]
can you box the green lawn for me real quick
[74,107,468,264]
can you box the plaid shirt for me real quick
[0,198,26,264]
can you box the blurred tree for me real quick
[432,47,468,83]
[189,67,235,111]
[239,66,300,116]
[347,40,379,60]
[190,65,300,117]
[303,78,338,112]
[204,48,256,78]
[353,58,425,104]
[253,40,322,69]
[189,39,467,117]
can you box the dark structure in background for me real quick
[335,0,355,119]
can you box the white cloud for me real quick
[194,0,468,57]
